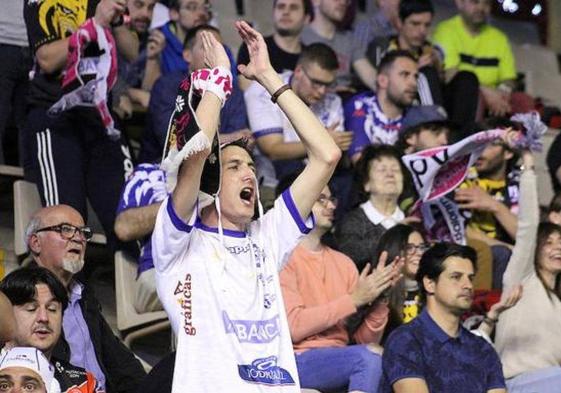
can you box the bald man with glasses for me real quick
[25,204,146,393]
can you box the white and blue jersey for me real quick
[345,92,405,157]
[116,163,168,274]
[245,71,344,183]
[152,190,314,392]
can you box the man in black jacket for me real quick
[24,204,146,393]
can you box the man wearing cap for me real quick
[396,105,450,154]
[25,205,146,393]
[0,347,56,393]
[1,267,98,392]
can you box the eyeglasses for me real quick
[317,194,338,207]
[35,223,93,242]
[180,1,212,13]
[404,243,430,256]
[301,67,336,90]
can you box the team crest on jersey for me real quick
[38,0,88,38]
[238,356,295,386]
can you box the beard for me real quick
[62,258,85,274]
[276,27,299,37]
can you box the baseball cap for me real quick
[0,347,60,393]
[401,105,448,134]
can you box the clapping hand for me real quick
[351,251,404,308]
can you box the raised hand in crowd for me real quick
[235,21,274,82]
[201,29,230,70]
[147,29,166,60]
[351,251,403,308]
[95,0,127,28]
[477,284,523,339]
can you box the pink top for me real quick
[280,244,389,353]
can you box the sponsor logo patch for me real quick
[238,356,295,386]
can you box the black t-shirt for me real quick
[237,35,301,74]
[24,0,98,107]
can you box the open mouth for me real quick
[240,187,255,206]
[67,247,82,255]
[34,327,52,338]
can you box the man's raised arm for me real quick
[171,32,231,221]
[235,21,341,219]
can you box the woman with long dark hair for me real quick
[493,150,561,392]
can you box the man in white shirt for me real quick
[245,42,352,187]
[151,22,341,392]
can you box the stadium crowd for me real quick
[1,0,561,392]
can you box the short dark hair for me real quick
[415,242,477,301]
[273,0,313,17]
[355,144,405,191]
[548,192,561,214]
[183,24,220,49]
[0,267,68,311]
[377,50,417,74]
[297,43,339,71]
[399,0,434,21]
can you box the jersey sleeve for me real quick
[244,82,284,139]
[345,96,371,158]
[151,196,197,274]
[24,0,59,53]
[116,164,168,214]
[255,189,315,271]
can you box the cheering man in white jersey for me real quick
[151,21,341,392]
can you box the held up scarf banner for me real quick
[160,66,233,199]
[402,112,547,244]
[48,18,119,139]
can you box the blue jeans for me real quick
[295,345,382,393]
[506,366,561,393]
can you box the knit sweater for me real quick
[495,170,561,378]
[280,244,389,353]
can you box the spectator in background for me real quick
[345,50,418,162]
[372,224,428,330]
[380,242,507,393]
[159,0,211,74]
[244,43,351,192]
[22,0,138,244]
[25,205,146,393]
[237,0,312,90]
[140,24,249,164]
[396,104,449,154]
[1,267,98,393]
[368,0,479,130]
[113,0,159,119]
[433,0,530,118]
[492,151,561,392]
[546,131,561,193]
[0,0,31,165]
[455,118,521,289]
[0,347,55,393]
[279,178,401,393]
[335,145,408,272]
[354,0,401,53]
[301,0,378,92]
